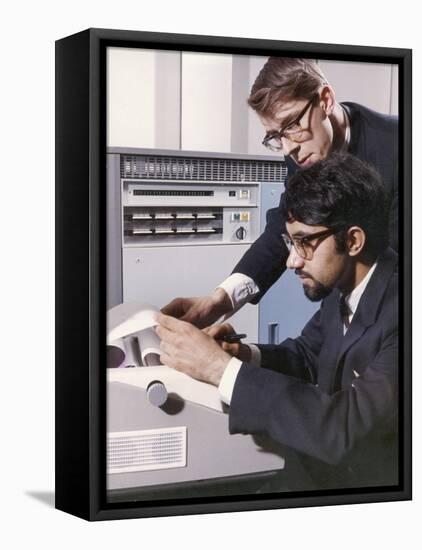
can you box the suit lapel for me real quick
[317,289,344,392]
[332,248,398,390]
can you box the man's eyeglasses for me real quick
[282,227,345,260]
[262,93,318,152]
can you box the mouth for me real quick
[297,154,313,166]
[296,270,313,282]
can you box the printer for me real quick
[107,303,286,502]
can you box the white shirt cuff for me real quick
[217,273,260,313]
[248,344,262,367]
[218,357,243,405]
[218,345,262,405]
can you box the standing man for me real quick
[162,57,398,328]
[157,154,398,489]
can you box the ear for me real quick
[319,85,336,116]
[346,226,366,257]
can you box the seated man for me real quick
[156,153,398,490]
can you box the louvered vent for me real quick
[121,154,287,183]
[107,427,187,474]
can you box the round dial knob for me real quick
[235,226,246,240]
[146,381,168,407]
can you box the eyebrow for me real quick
[273,110,303,129]
[291,231,329,242]
[264,114,300,139]
[289,230,309,238]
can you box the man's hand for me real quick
[204,323,252,363]
[156,313,232,386]
[160,288,233,329]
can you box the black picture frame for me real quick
[55,28,412,521]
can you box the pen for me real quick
[221,333,247,343]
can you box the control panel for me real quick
[122,181,259,247]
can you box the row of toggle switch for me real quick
[131,212,217,220]
[131,227,219,235]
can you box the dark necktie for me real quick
[340,295,351,332]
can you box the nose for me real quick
[286,246,305,270]
[281,136,300,156]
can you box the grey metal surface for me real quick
[107,154,123,308]
[122,243,259,341]
[154,52,181,150]
[230,55,250,154]
[107,380,285,490]
[107,146,288,163]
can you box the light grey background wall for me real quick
[319,59,398,114]
[107,48,398,155]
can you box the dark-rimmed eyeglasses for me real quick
[262,93,318,152]
[282,227,345,260]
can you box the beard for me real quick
[295,269,333,301]
[302,280,333,302]
[303,282,333,301]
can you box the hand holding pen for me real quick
[221,333,247,343]
[203,324,251,363]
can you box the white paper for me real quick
[107,303,162,368]
[135,328,161,365]
[107,302,158,344]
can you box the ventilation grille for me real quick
[133,190,214,197]
[107,427,187,474]
[121,154,287,183]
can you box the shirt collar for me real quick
[344,261,378,317]
[340,104,351,152]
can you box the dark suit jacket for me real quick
[233,102,399,303]
[229,248,399,489]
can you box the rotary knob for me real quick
[146,380,168,407]
[235,226,246,240]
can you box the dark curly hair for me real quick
[281,153,389,259]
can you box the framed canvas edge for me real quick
[55,27,412,522]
